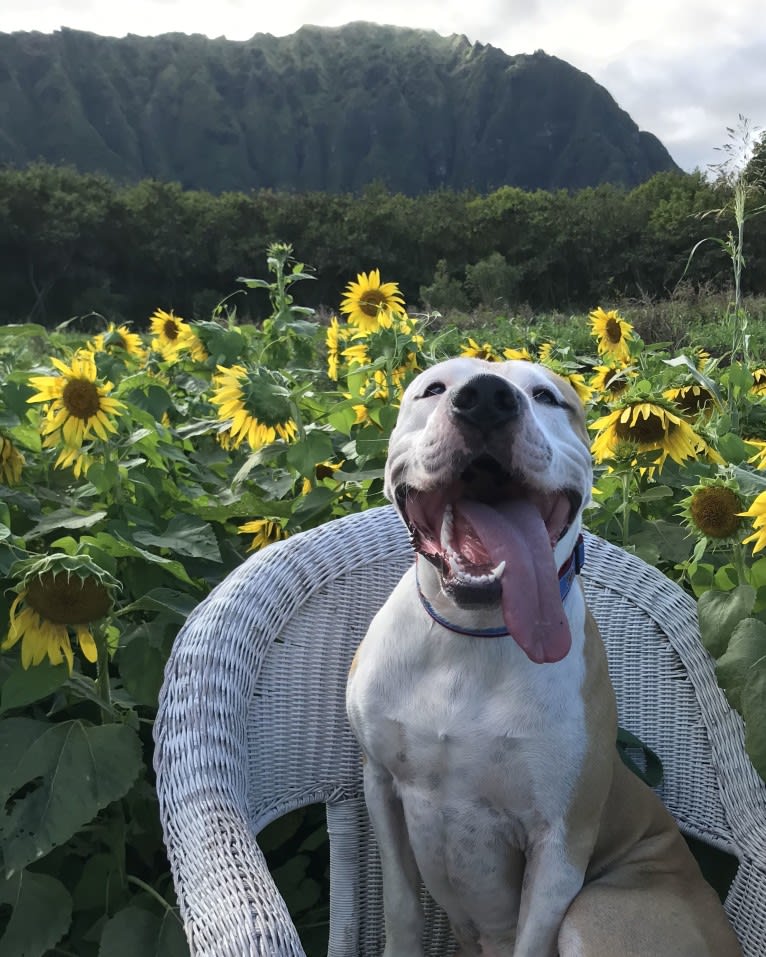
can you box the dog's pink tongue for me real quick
[455,499,572,663]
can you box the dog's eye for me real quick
[420,381,446,398]
[531,386,561,407]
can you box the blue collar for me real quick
[416,534,585,639]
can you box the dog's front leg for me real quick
[363,760,424,957]
[512,833,589,957]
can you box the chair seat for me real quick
[154,505,766,956]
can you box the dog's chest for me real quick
[348,575,589,838]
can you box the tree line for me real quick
[1,162,764,328]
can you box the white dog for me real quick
[346,357,741,957]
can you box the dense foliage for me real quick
[2,163,766,329]
[1,232,766,953]
[0,25,677,195]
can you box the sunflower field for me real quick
[2,239,766,955]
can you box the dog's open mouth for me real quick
[396,454,582,663]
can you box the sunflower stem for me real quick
[95,629,112,717]
[126,875,181,918]
[732,542,749,585]
[620,471,632,547]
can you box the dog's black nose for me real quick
[450,374,519,431]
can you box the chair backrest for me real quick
[154,505,766,957]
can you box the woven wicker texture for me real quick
[154,505,766,956]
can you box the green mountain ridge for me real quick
[0,23,678,195]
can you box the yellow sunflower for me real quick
[561,372,593,406]
[211,364,298,452]
[503,346,533,362]
[184,332,208,363]
[589,307,633,363]
[237,518,289,553]
[342,342,371,367]
[536,342,554,363]
[663,384,716,418]
[3,564,116,671]
[461,338,500,361]
[746,438,766,470]
[741,491,766,554]
[340,269,406,334]
[148,308,206,362]
[149,308,188,358]
[590,400,721,469]
[590,363,633,399]
[0,434,24,484]
[301,459,345,495]
[353,403,372,425]
[326,316,344,381]
[752,369,766,395]
[54,445,92,478]
[27,351,125,450]
[89,323,146,360]
[680,478,745,546]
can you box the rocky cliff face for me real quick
[0,23,679,194]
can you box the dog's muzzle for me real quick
[393,373,583,663]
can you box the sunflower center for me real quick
[615,410,668,444]
[675,387,712,415]
[359,291,387,319]
[164,319,180,341]
[26,573,112,625]
[604,370,625,394]
[62,378,102,420]
[689,487,742,538]
[605,317,623,344]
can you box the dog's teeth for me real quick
[459,570,493,586]
[491,560,506,580]
[440,504,454,552]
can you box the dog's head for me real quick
[386,357,592,664]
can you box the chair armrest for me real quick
[160,799,306,956]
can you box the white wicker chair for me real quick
[154,505,766,957]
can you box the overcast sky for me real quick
[2,0,764,176]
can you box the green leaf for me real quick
[0,660,68,715]
[741,657,766,783]
[635,485,674,503]
[119,588,198,621]
[285,430,335,477]
[134,515,222,562]
[0,870,72,957]
[99,906,189,957]
[290,486,337,526]
[236,277,271,289]
[118,632,167,707]
[122,384,174,420]
[81,532,197,586]
[86,461,121,495]
[718,432,762,465]
[189,489,278,522]
[327,403,358,436]
[72,852,122,912]
[630,520,693,564]
[697,584,756,658]
[715,618,766,712]
[0,718,143,874]
[25,508,108,541]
